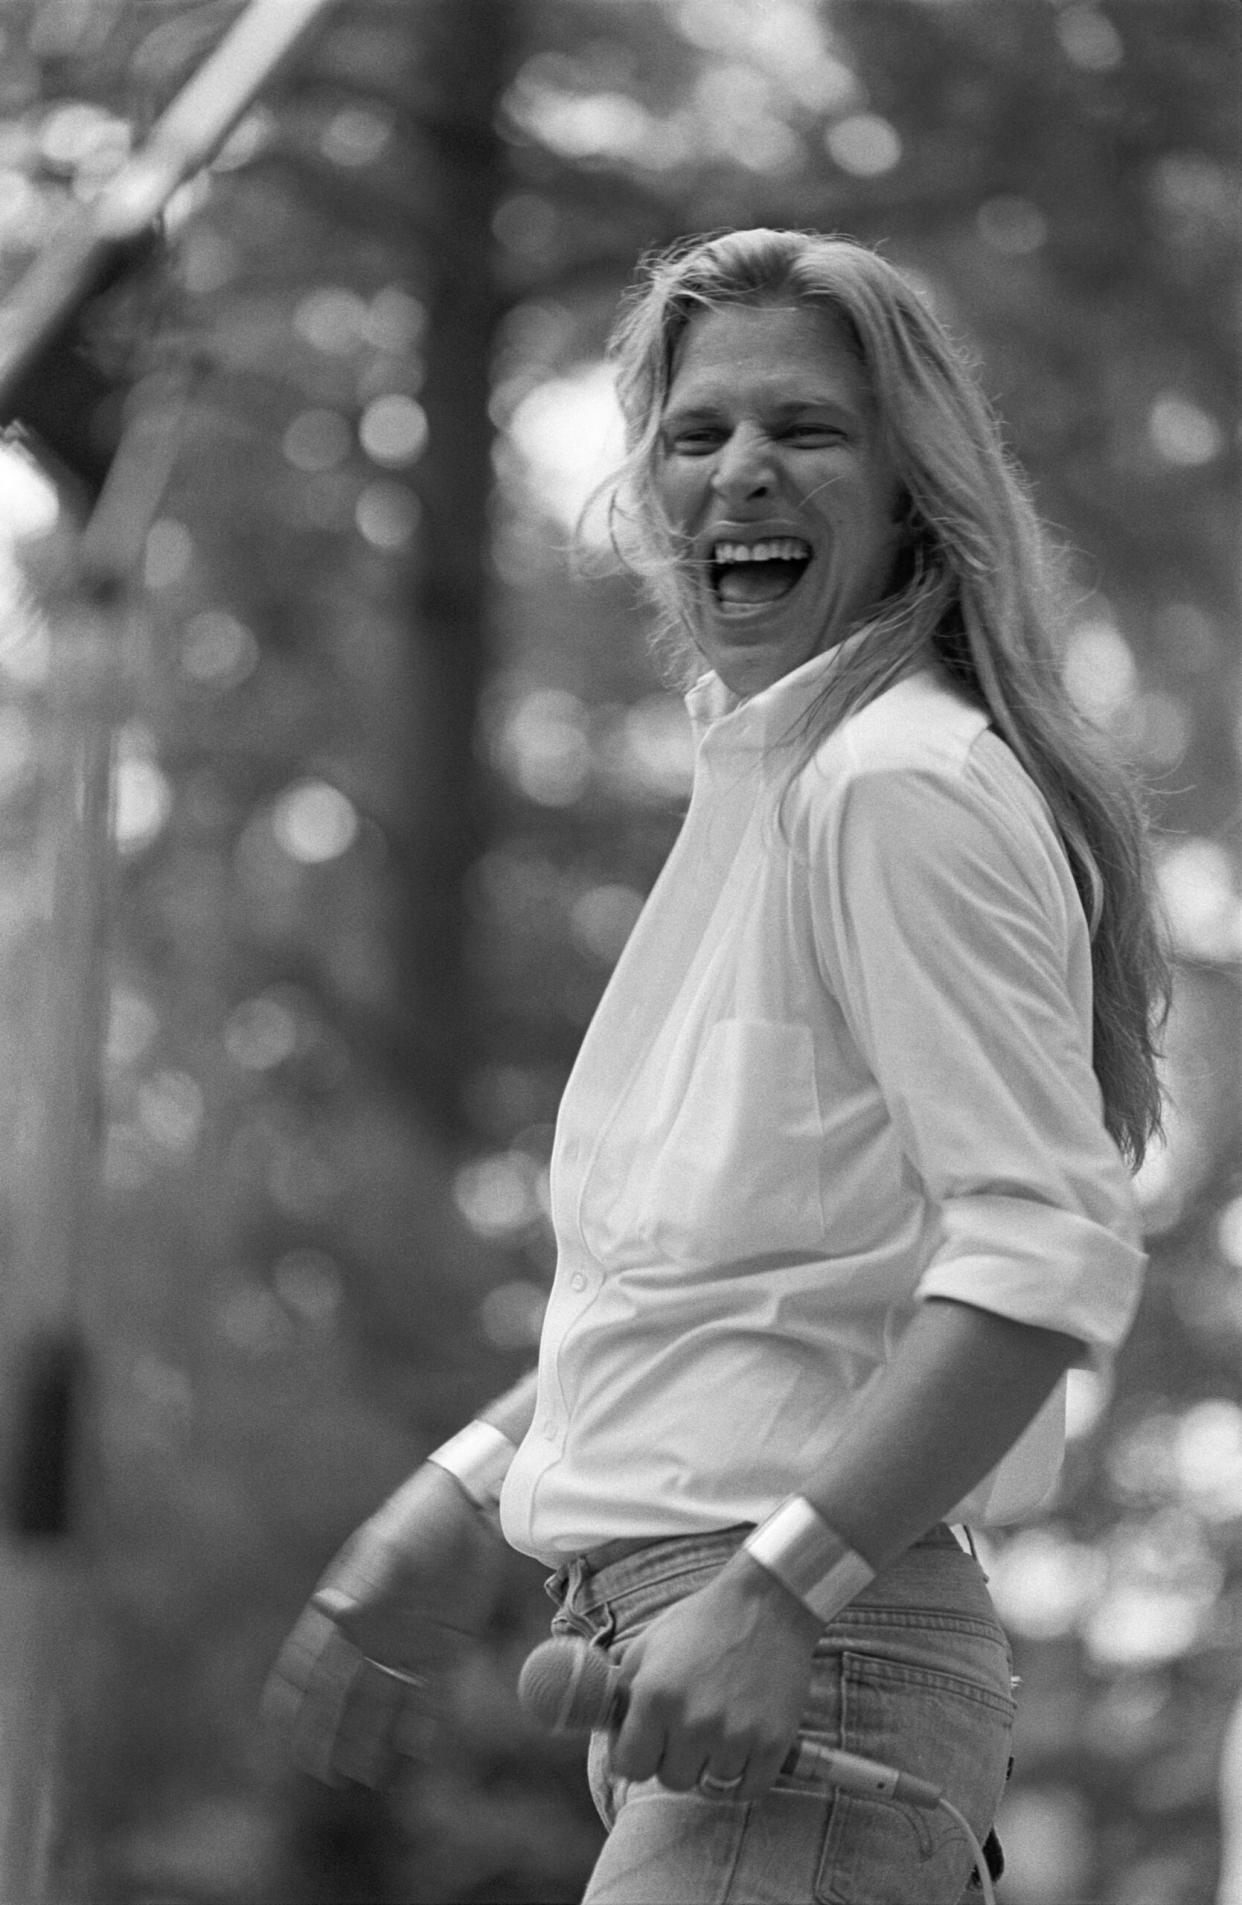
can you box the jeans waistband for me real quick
[577,1524,753,1573]
[546,1521,998,1658]
[552,1519,968,1600]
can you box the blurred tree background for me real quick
[0,0,1237,1899]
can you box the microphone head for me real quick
[518,1637,620,1734]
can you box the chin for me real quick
[698,619,822,696]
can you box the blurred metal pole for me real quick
[0,0,341,414]
[0,6,342,1892]
[0,609,116,1904]
[0,380,189,1903]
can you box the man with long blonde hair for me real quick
[269,230,1167,1903]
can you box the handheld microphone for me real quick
[518,1637,943,1809]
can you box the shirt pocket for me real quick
[595,1017,827,1268]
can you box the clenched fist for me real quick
[264,1462,503,1787]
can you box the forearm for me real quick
[801,1297,1078,1569]
[366,1367,538,1542]
[602,1300,1081,1797]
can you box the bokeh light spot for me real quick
[989,1526,1106,1639]
[225,994,299,1071]
[0,444,59,540]
[271,780,359,864]
[38,101,129,174]
[506,362,624,532]
[1062,617,1136,724]
[1148,393,1223,466]
[365,287,426,352]
[359,395,428,468]
[522,88,653,161]
[1174,1400,1242,1520]
[615,696,694,800]
[282,408,352,473]
[1156,836,1241,961]
[113,727,172,853]
[106,987,159,1069]
[454,1153,542,1237]
[494,689,592,807]
[1056,5,1124,71]
[996,1789,1093,1905]
[356,481,421,549]
[825,114,901,176]
[320,105,392,167]
[1083,1579,1213,1667]
[136,1070,203,1154]
[293,287,370,354]
[1217,1196,1242,1270]
[976,195,1048,254]
[1121,688,1190,770]
[570,884,645,966]
[181,610,259,687]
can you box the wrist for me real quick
[425,1419,516,1527]
[721,1546,825,1647]
[742,1496,875,1625]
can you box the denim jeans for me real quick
[546,1524,1015,1905]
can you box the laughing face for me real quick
[655,302,906,697]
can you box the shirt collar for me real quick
[684,627,877,751]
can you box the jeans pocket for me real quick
[812,1651,1015,1905]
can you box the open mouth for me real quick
[709,538,812,613]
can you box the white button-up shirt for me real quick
[500,644,1146,1563]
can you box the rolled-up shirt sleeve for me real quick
[808,752,1146,1361]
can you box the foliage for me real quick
[0,1,1236,1899]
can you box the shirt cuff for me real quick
[916,1193,1147,1362]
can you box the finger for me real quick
[736,1740,787,1804]
[279,1626,365,1786]
[655,1731,717,1794]
[314,1582,470,1663]
[392,1691,436,1762]
[695,1759,751,1802]
[312,1586,357,1621]
[329,1669,414,1788]
[269,1604,340,1702]
[607,1698,668,1785]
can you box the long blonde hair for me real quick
[597,228,1168,1167]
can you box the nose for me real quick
[710,423,775,504]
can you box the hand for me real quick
[608,1551,822,1803]
[264,1462,503,1787]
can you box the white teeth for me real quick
[711,538,811,564]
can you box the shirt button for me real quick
[541,1419,559,1442]
[570,1272,587,1292]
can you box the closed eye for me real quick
[665,428,725,454]
[781,423,849,445]
[662,422,849,454]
